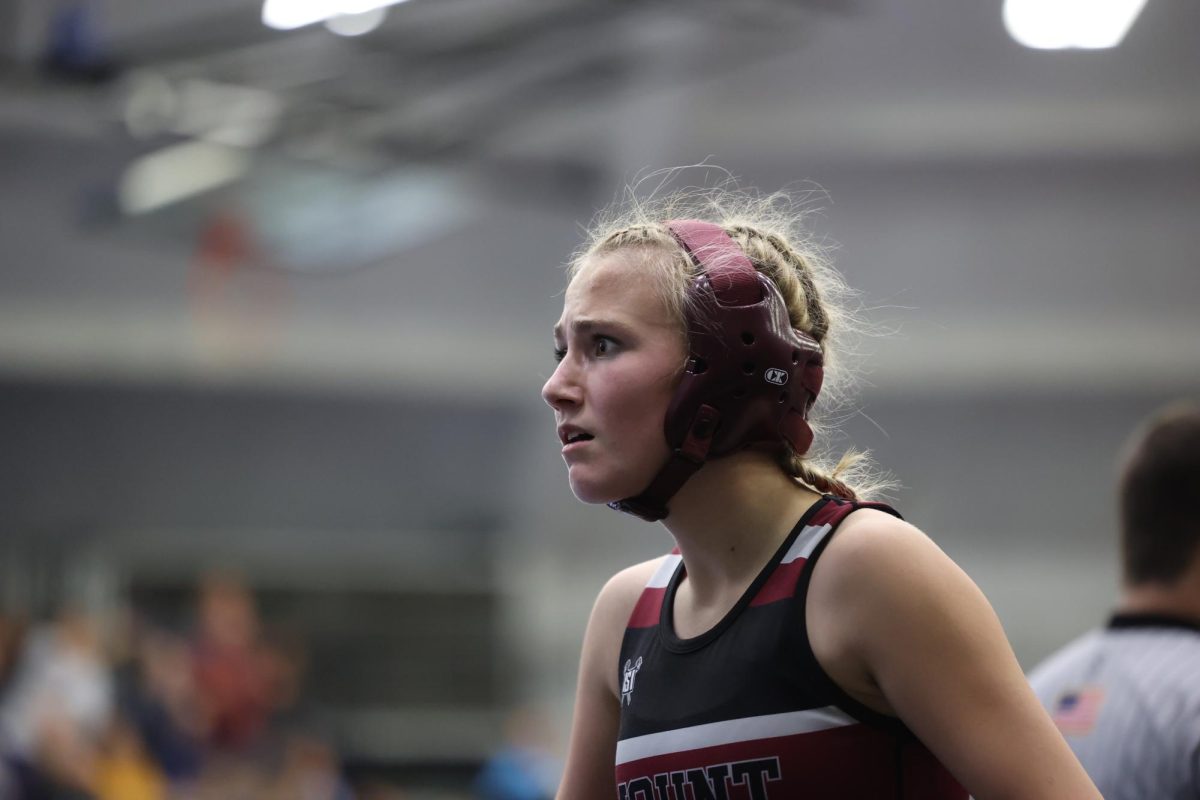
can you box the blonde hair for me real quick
[568,184,891,500]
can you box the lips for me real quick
[558,425,594,446]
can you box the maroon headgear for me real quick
[608,220,824,521]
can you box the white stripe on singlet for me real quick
[780,523,833,564]
[645,523,829,591]
[646,553,682,588]
[615,706,857,766]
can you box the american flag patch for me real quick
[1051,686,1105,736]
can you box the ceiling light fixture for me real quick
[324,7,388,36]
[1003,0,1149,50]
[262,0,407,31]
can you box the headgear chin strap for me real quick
[608,220,824,522]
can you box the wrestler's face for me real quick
[542,250,685,505]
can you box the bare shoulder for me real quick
[559,556,671,800]
[591,556,668,629]
[580,556,672,697]
[815,507,964,599]
[810,508,1103,799]
[829,505,938,556]
[808,506,987,677]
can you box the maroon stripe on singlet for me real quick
[808,500,851,527]
[616,724,966,800]
[749,557,807,607]
[747,501,856,607]
[628,587,668,629]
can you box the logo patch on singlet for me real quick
[622,656,643,707]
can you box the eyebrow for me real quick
[552,318,634,342]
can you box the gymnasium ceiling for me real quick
[1,0,1198,398]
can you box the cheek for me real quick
[609,371,669,422]
[646,359,683,411]
[566,368,678,503]
[610,370,678,454]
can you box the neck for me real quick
[1118,559,1200,622]
[659,451,823,602]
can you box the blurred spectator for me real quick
[120,626,205,785]
[191,756,272,800]
[356,783,407,800]
[473,707,561,800]
[258,629,310,733]
[191,573,272,753]
[0,573,362,799]
[0,608,113,799]
[92,716,166,800]
[0,614,26,695]
[266,734,355,800]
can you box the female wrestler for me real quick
[541,190,1100,799]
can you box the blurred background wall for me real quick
[1,0,1198,797]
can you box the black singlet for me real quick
[614,496,967,800]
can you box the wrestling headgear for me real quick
[608,220,825,521]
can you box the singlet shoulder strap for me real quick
[626,551,682,630]
[808,497,903,528]
[791,497,910,733]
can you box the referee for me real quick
[1030,402,1200,800]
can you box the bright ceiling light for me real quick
[1003,0,1149,50]
[262,0,407,31]
[324,7,388,36]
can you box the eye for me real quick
[592,335,618,357]
[553,346,567,363]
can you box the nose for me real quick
[542,357,582,412]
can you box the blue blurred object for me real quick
[44,1,115,80]
[474,746,560,800]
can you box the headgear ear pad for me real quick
[665,269,824,459]
[607,220,824,521]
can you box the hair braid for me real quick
[763,231,829,342]
[794,455,859,501]
[725,226,826,342]
[717,226,858,500]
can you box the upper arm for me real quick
[556,560,658,800]
[811,512,1101,800]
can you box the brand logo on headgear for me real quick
[621,656,643,706]
[764,368,788,385]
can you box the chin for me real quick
[567,470,645,506]
[568,479,619,505]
